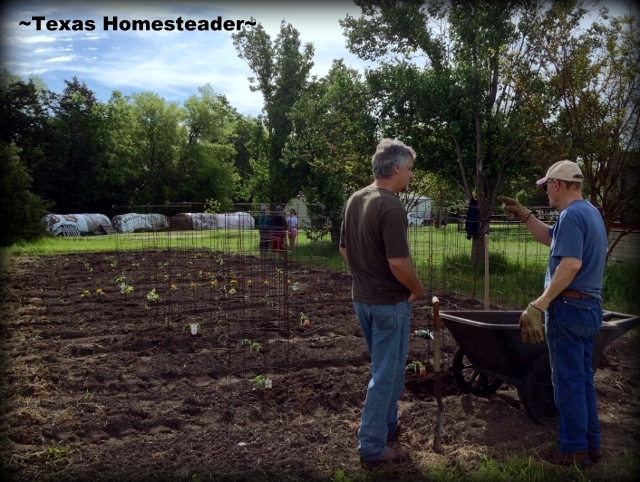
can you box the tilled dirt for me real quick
[0,251,638,482]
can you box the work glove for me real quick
[497,196,532,223]
[519,303,545,344]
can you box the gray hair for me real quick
[372,138,417,179]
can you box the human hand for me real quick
[519,303,545,344]
[497,196,532,223]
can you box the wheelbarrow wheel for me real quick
[518,352,559,424]
[452,348,503,397]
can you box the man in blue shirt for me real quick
[499,160,607,466]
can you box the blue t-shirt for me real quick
[546,200,607,301]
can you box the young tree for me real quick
[341,0,542,260]
[233,20,314,204]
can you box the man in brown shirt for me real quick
[339,138,423,463]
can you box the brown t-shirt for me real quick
[339,186,411,304]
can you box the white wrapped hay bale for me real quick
[215,212,255,229]
[42,214,112,235]
[111,213,169,233]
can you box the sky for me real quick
[1,0,636,118]
[1,0,375,117]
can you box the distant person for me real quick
[339,138,423,464]
[270,206,286,253]
[499,160,607,466]
[256,205,271,253]
[287,209,298,251]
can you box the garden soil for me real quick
[1,251,638,481]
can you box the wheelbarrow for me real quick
[439,310,640,424]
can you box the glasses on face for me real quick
[542,179,555,192]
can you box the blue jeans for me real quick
[353,300,413,461]
[546,296,602,454]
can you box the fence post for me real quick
[484,233,490,310]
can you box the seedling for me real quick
[242,339,263,353]
[120,283,134,294]
[406,360,425,374]
[251,375,266,390]
[146,288,160,301]
[250,375,272,390]
[300,312,310,327]
[80,290,90,298]
[84,389,95,401]
[83,261,93,272]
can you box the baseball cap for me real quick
[536,160,584,185]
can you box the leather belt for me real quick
[560,290,593,299]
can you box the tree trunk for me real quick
[470,229,486,265]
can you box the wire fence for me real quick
[101,203,555,400]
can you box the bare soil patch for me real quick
[1,252,638,481]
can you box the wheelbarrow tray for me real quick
[440,310,639,386]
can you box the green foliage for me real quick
[233,21,315,204]
[284,60,376,244]
[330,468,355,482]
[603,261,640,315]
[146,288,160,302]
[0,141,51,246]
[406,360,424,373]
[507,3,640,240]
[250,374,266,390]
[340,0,544,264]
[242,338,263,354]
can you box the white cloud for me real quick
[6,35,57,44]
[34,46,73,52]
[86,47,98,50]
[45,55,74,62]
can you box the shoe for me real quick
[548,449,588,466]
[362,447,410,464]
[588,448,602,463]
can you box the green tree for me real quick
[342,0,541,260]
[93,91,140,208]
[177,85,239,208]
[0,141,51,246]
[284,59,377,244]
[233,20,315,204]
[48,77,106,213]
[507,1,640,258]
[129,92,185,204]
[0,74,56,209]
